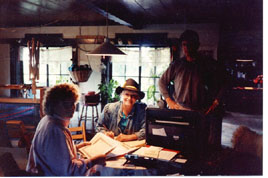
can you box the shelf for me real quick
[0,98,40,104]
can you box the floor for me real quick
[0,110,263,176]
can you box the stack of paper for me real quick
[133,146,162,158]
[79,134,116,158]
[133,146,178,161]
[79,133,140,159]
[121,139,146,148]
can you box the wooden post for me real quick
[39,87,45,118]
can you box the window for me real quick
[112,47,170,105]
[21,46,72,87]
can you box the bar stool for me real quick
[78,102,99,134]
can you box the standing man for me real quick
[159,30,228,152]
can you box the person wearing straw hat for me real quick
[96,78,146,142]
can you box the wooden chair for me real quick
[5,120,35,153]
[68,122,86,143]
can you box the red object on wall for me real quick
[253,75,263,84]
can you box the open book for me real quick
[79,132,141,159]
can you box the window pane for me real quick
[113,64,126,77]
[113,47,140,64]
[141,47,156,65]
[37,74,47,86]
[40,47,72,63]
[141,65,155,77]
[113,77,126,86]
[49,62,59,75]
[113,47,140,78]
[49,74,58,85]
[141,77,154,92]
[61,62,71,74]
[55,75,70,85]
[112,46,170,105]
[125,64,139,77]
[22,46,72,87]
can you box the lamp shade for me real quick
[86,38,126,56]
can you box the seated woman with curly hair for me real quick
[26,83,105,176]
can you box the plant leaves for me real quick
[147,85,156,100]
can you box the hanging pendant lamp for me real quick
[86,1,126,57]
[87,37,126,56]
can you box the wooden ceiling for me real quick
[0,0,263,30]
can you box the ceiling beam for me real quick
[78,0,133,27]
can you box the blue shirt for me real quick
[26,115,93,176]
[118,112,128,132]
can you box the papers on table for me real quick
[158,150,178,160]
[79,136,115,158]
[133,146,177,161]
[79,132,181,162]
[122,139,146,148]
[79,133,140,159]
[174,158,187,164]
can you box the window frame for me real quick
[21,46,72,87]
[112,45,171,105]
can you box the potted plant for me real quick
[98,79,120,109]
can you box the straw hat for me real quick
[115,78,145,99]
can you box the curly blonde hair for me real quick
[42,83,80,116]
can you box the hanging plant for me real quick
[68,64,92,82]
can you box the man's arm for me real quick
[158,66,173,100]
[96,103,118,139]
[205,61,230,115]
[159,63,178,109]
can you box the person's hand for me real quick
[166,97,180,109]
[115,133,128,142]
[86,154,106,166]
[76,141,91,149]
[205,99,219,115]
[166,97,191,110]
[115,133,138,142]
[104,131,115,139]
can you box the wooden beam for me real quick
[78,0,133,27]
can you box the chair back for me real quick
[5,120,34,153]
[6,120,26,138]
[68,122,86,142]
